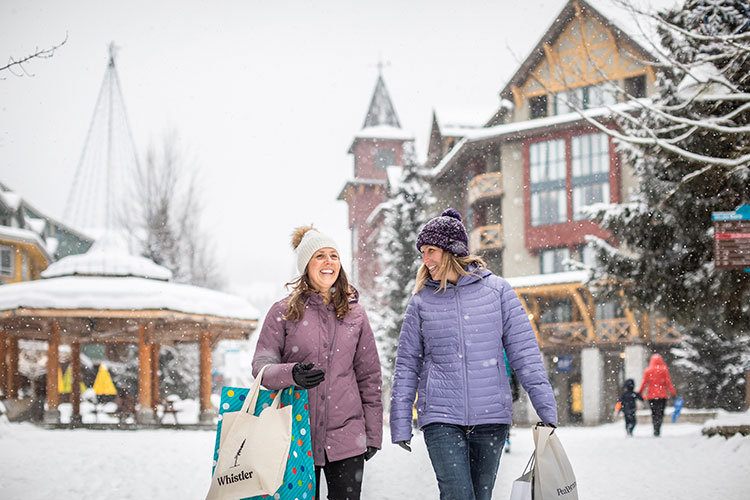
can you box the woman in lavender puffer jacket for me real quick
[390,209,558,500]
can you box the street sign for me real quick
[556,356,573,373]
[712,205,750,270]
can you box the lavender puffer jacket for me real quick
[390,266,558,443]
[252,289,382,466]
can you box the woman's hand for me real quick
[396,440,412,452]
[364,446,378,461]
[292,363,325,389]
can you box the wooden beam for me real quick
[151,342,160,412]
[71,342,82,424]
[0,329,6,396]
[137,323,152,416]
[46,322,60,410]
[517,294,542,347]
[571,289,596,343]
[7,335,19,398]
[199,330,212,414]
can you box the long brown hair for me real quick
[284,267,353,322]
[413,251,487,294]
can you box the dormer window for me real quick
[0,245,13,277]
[529,95,548,119]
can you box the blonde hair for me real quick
[413,251,487,294]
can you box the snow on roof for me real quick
[353,125,414,141]
[41,231,172,280]
[676,62,732,100]
[45,237,59,257]
[24,216,46,234]
[430,101,637,178]
[505,270,590,289]
[0,190,22,211]
[0,226,50,258]
[0,275,259,321]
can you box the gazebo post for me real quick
[44,322,61,424]
[71,342,82,426]
[199,330,214,423]
[137,323,155,424]
[150,341,160,417]
[0,329,7,396]
[6,336,18,398]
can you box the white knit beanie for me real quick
[292,227,340,275]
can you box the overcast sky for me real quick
[2,0,638,309]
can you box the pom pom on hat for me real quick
[291,225,340,275]
[415,208,470,257]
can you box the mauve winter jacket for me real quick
[390,266,558,443]
[252,289,383,466]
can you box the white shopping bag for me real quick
[509,454,533,500]
[532,424,578,500]
[206,366,293,500]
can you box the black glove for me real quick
[396,440,412,452]
[364,446,378,461]
[292,363,325,389]
[538,421,557,428]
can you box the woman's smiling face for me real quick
[420,245,446,280]
[307,247,341,293]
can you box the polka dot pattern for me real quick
[212,386,315,499]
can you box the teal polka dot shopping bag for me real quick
[209,381,315,500]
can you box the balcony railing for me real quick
[467,172,502,206]
[540,321,589,345]
[595,318,633,343]
[469,224,503,253]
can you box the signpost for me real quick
[712,205,750,271]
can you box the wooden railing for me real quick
[595,318,632,343]
[650,317,681,343]
[469,224,503,253]
[467,172,502,206]
[540,321,589,345]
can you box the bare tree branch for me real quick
[0,34,68,77]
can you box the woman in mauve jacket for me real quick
[390,209,558,500]
[252,226,382,500]
[638,353,677,436]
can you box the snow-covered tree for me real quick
[586,0,750,410]
[125,131,224,290]
[370,146,436,384]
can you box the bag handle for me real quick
[240,365,283,415]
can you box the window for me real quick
[572,133,610,220]
[529,139,567,226]
[554,84,617,115]
[624,75,646,98]
[529,95,548,119]
[580,244,598,268]
[374,149,395,169]
[540,299,573,323]
[596,300,623,320]
[540,247,571,274]
[0,245,13,277]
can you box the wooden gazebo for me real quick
[0,235,258,425]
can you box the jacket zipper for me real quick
[322,308,339,458]
[454,284,470,424]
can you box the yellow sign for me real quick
[93,364,117,396]
[571,382,583,414]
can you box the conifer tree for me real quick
[587,0,749,409]
[370,146,436,384]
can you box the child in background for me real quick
[617,378,643,436]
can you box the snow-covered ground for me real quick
[1,414,748,499]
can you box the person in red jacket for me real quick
[638,354,677,436]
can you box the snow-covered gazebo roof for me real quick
[0,232,259,343]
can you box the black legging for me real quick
[649,398,667,436]
[315,453,365,500]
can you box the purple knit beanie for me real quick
[416,208,469,257]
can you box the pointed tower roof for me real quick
[362,74,401,129]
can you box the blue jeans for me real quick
[423,423,509,500]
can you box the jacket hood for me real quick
[649,354,666,370]
[624,378,635,391]
[423,263,490,289]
